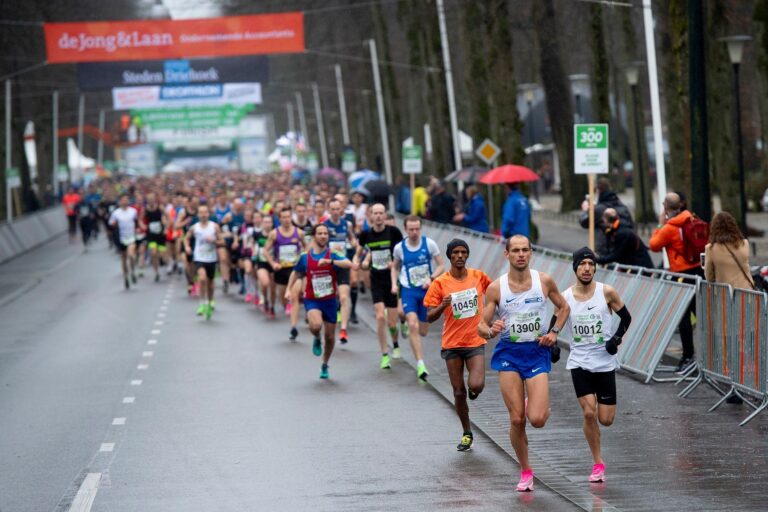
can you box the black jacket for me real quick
[596,222,654,268]
[579,190,635,252]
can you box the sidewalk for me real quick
[356,295,768,511]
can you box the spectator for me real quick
[394,177,411,215]
[412,183,428,217]
[501,183,530,238]
[427,180,456,224]
[704,211,754,290]
[596,208,654,268]
[649,192,704,374]
[579,177,634,253]
[453,185,488,233]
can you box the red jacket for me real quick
[648,210,701,273]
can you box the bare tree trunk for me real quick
[533,0,583,211]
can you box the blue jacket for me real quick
[501,189,530,238]
[463,194,489,233]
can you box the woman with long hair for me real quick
[704,211,754,290]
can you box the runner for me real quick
[218,199,246,294]
[562,247,631,483]
[390,215,444,380]
[76,194,96,248]
[175,196,200,295]
[424,238,492,450]
[253,214,276,318]
[183,204,223,320]
[478,235,570,492]
[353,203,404,369]
[142,192,169,282]
[132,191,148,278]
[108,194,139,290]
[324,199,357,345]
[239,208,258,304]
[264,207,305,339]
[286,224,353,379]
[63,186,81,244]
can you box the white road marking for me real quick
[147,339,158,345]
[162,300,170,305]
[159,306,168,311]
[154,321,163,326]
[112,417,126,426]
[99,443,114,452]
[151,329,161,334]
[137,364,149,370]
[157,313,166,318]
[122,397,135,404]
[67,472,101,512]
[130,380,142,386]
[142,351,154,357]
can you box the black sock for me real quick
[463,431,473,437]
[393,341,399,349]
[350,286,358,312]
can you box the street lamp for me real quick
[569,74,590,123]
[625,61,649,224]
[720,35,751,233]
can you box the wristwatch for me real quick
[550,326,561,335]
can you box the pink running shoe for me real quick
[516,469,534,492]
[252,295,260,306]
[244,293,253,304]
[589,463,605,483]
[285,302,292,316]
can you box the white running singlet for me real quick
[563,282,618,372]
[192,222,218,263]
[498,270,547,344]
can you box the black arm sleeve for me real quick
[614,305,631,338]
[548,314,558,331]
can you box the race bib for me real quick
[371,249,391,270]
[279,245,298,266]
[199,242,216,259]
[120,236,136,246]
[508,311,543,342]
[79,205,90,216]
[450,288,479,320]
[312,274,334,298]
[407,264,430,287]
[330,241,346,255]
[148,221,162,234]
[572,313,604,344]
[246,227,254,237]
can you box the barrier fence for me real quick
[412,217,697,384]
[679,283,768,426]
[0,206,66,264]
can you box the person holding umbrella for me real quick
[479,164,537,238]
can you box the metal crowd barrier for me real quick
[679,283,768,426]
[0,205,66,264]
[410,216,697,383]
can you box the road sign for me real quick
[307,152,319,172]
[5,167,20,188]
[341,149,356,173]
[475,138,501,165]
[56,164,69,182]
[402,145,423,174]
[574,123,609,174]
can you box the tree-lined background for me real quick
[1,0,768,222]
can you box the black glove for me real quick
[550,344,561,363]
[605,335,622,355]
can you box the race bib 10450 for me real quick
[450,288,478,320]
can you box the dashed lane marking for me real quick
[66,472,101,512]
[122,397,135,404]
[130,380,142,386]
[147,339,158,345]
[142,351,154,357]
[151,329,161,334]
[112,418,126,426]
[137,364,149,370]
[99,443,114,452]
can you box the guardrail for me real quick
[408,216,697,383]
[679,282,768,426]
[0,206,67,264]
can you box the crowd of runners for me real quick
[64,170,633,492]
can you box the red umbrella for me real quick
[479,164,539,185]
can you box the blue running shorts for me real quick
[491,340,551,379]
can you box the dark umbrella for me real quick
[444,166,488,184]
[361,179,391,204]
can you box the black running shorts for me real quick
[195,261,217,280]
[570,367,617,405]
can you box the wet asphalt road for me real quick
[0,236,576,512]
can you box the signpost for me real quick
[574,123,609,250]
[402,145,423,214]
[5,167,21,219]
[475,138,501,231]
[56,164,69,183]
[306,152,319,173]
[341,149,356,173]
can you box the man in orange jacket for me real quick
[648,192,704,374]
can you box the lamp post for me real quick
[625,61,649,224]
[518,83,537,147]
[720,35,751,233]
[569,74,590,123]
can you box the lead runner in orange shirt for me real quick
[424,238,492,452]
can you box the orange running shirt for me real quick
[423,268,492,349]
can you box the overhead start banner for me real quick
[113,82,261,109]
[132,104,255,130]
[44,12,304,63]
[77,56,269,91]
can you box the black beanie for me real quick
[572,246,597,272]
[446,238,470,258]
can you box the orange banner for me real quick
[44,13,304,63]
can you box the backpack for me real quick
[681,214,709,265]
